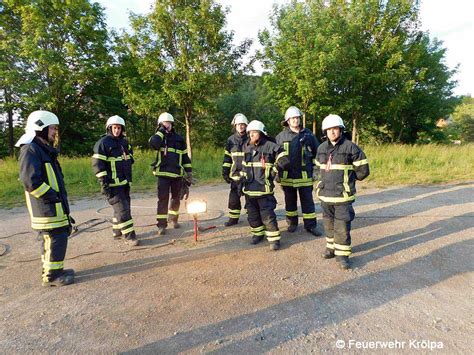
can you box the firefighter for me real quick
[149,112,192,236]
[16,110,75,287]
[315,114,370,269]
[222,113,249,226]
[92,115,139,246]
[242,120,290,250]
[276,106,322,236]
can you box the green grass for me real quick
[1,144,473,208]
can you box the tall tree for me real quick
[116,0,251,157]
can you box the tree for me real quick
[452,96,474,143]
[0,0,113,155]
[115,0,251,157]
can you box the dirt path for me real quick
[1,183,473,353]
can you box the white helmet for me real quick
[15,110,59,147]
[284,106,302,121]
[158,112,174,124]
[246,120,267,135]
[106,115,125,129]
[322,114,345,131]
[231,113,248,126]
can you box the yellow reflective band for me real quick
[334,243,352,251]
[286,210,298,217]
[223,163,232,167]
[252,230,266,236]
[45,163,59,191]
[32,219,70,230]
[112,225,121,230]
[96,171,107,178]
[230,176,241,181]
[156,131,164,139]
[159,147,188,154]
[343,169,350,195]
[242,162,273,168]
[156,214,167,219]
[243,189,274,197]
[326,237,334,243]
[153,171,182,178]
[122,226,134,234]
[267,236,281,242]
[168,210,179,216]
[182,164,192,168]
[224,150,231,157]
[92,153,108,161]
[265,230,280,237]
[276,151,288,162]
[326,243,335,249]
[353,159,368,166]
[42,261,64,270]
[109,179,128,187]
[318,164,354,171]
[316,194,356,203]
[30,182,50,198]
[302,212,316,219]
[116,219,133,229]
[335,250,351,256]
[231,152,245,157]
[315,161,322,167]
[251,225,265,232]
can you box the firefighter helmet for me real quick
[246,120,267,135]
[158,112,174,124]
[322,114,345,131]
[106,115,125,129]
[284,106,302,121]
[15,110,60,147]
[231,113,248,126]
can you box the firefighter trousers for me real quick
[108,185,135,240]
[39,227,70,283]
[283,186,317,230]
[227,181,244,219]
[246,195,280,242]
[321,203,355,257]
[156,176,181,228]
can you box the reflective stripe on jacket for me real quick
[276,127,319,188]
[19,137,70,230]
[149,129,192,178]
[222,132,248,181]
[92,134,134,186]
[242,137,290,197]
[315,136,369,204]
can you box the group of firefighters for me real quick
[16,107,369,287]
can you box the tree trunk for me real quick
[5,90,14,156]
[312,118,316,135]
[302,111,306,128]
[184,108,192,159]
[352,114,358,143]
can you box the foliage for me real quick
[451,96,474,143]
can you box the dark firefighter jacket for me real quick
[149,128,192,178]
[242,136,290,197]
[222,132,248,182]
[92,134,134,186]
[276,127,319,188]
[19,137,71,230]
[315,136,370,204]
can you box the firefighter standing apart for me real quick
[16,110,75,286]
[315,114,370,269]
[242,120,290,250]
[276,106,322,236]
[149,112,192,235]
[92,115,139,246]
[222,113,249,226]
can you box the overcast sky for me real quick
[96,0,473,96]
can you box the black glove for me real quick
[157,125,167,134]
[223,175,232,184]
[101,184,111,199]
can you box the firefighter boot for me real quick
[169,217,180,229]
[224,218,239,227]
[157,226,166,236]
[286,218,297,233]
[336,256,350,270]
[250,235,264,245]
[112,230,122,239]
[307,225,323,237]
[322,248,335,259]
[270,240,280,251]
[42,271,75,287]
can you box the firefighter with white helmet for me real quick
[92,115,139,246]
[222,113,249,226]
[315,114,370,269]
[241,120,290,250]
[276,106,322,236]
[149,112,192,235]
[17,110,75,286]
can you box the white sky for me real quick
[96,0,473,96]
